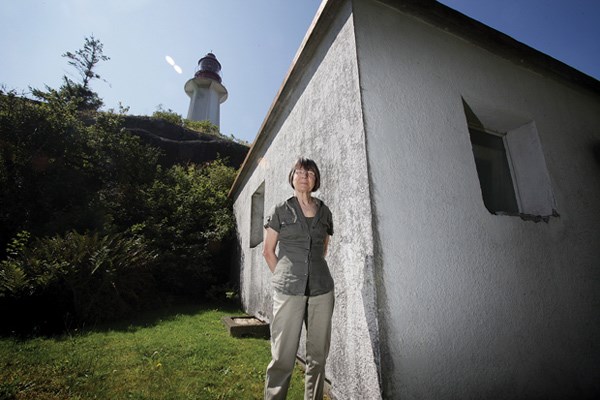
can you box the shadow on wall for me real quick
[593,141,600,166]
[229,226,243,296]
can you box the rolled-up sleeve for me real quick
[264,206,281,232]
[326,207,334,236]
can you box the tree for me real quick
[134,160,237,297]
[32,35,110,111]
[1,35,241,332]
[63,35,110,90]
[0,88,93,254]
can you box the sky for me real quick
[1,0,599,144]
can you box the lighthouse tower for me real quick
[184,53,228,127]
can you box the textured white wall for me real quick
[232,1,382,398]
[185,78,227,127]
[353,0,600,399]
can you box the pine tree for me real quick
[32,35,110,111]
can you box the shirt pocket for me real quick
[279,214,304,240]
[311,219,330,241]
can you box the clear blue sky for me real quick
[1,0,598,144]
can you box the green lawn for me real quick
[0,303,307,399]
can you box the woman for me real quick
[263,157,335,400]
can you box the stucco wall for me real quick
[232,1,382,398]
[353,0,600,399]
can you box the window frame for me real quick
[462,98,557,221]
[468,124,520,215]
[249,182,265,248]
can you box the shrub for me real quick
[0,231,157,333]
[134,159,236,298]
[183,119,221,137]
[0,89,93,254]
[0,39,242,334]
[151,105,183,126]
[1,89,239,334]
[0,91,162,258]
[84,111,162,232]
[0,231,30,298]
[151,106,224,138]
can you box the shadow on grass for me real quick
[91,298,244,334]
[1,297,245,340]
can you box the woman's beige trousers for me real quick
[264,290,335,400]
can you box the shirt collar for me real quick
[286,196,324,225]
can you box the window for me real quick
[249,182,265,248]
[463,99,557,220]
[469,127,519,214]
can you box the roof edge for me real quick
[228,0,342,199]
[229,0,600,199]
[377,0,600,94]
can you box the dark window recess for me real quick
[469,127,519,214]
[250,182,265,248]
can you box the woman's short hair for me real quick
[288,157,321,192]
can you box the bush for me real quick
[0,90,93,254]
[1,88,239,334]
[0,231,30,299]
[0,91,162,256]
[151,106,223,138]
[133,159,236,298]
[0,231,157,333]
[183,119,221,137]
[84,111,162,231]
[151,105,183,126]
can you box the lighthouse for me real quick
[184,53,228,127]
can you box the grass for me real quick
[0,303,308,400]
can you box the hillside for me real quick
[122,115,249,169]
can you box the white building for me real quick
[184,53,228,127]
[229,1,600,398]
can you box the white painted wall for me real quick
[232,1,382,398]
[184,77,227,127]
[353,0,600,399]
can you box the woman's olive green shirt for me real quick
[264,196,334,296]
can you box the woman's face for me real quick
[292,168,316,193]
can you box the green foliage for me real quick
[151,105,225,138]
[63,35,110,89]
[5,230,30,259]
[184,119,221,137]
[134,160,237,297]
[0,231,157,331]
[151,105,183,125]
[1,36,240,333]
[0,90,161,255]
[0,261,28,299]
[0,231,30,298]
[31,35,109,112]
[0,88,96,249]
[32,77,104,112]
[84,111,163,231]
[0,88,237,330]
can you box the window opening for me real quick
[468,126,519,214]
[462,98,557,221]
[250,182,265,248]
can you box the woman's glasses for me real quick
[294,169,316,178]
